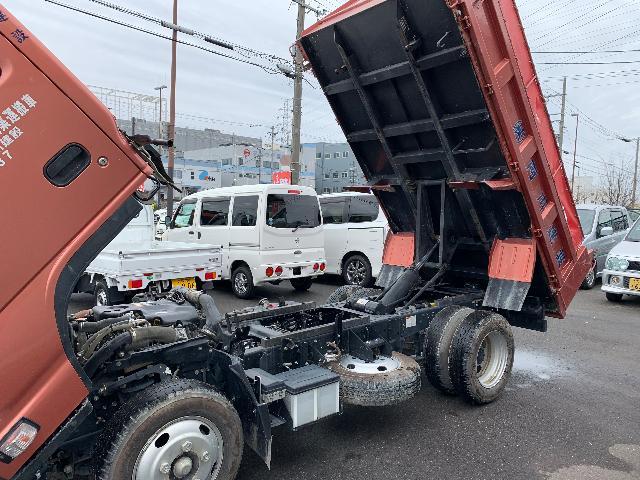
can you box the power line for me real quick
[539,60,640,65]
[533,48,640,54]
[44,0,284,75]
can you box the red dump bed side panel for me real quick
[300,0,591,318]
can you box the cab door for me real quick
[166,200,198,243]
[198,197,231,277]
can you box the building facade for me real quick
[302,142,366,194]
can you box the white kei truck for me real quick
[74,204,222,305]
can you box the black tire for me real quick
[231,265,255,299]
[449,311,514,405]
[424,306,474,395]
[96,379,243,480]
[580,264,597,290]
[326,285,362,304]
[606,292,624,302]
[326,352,421,406]
[291,277,313,292]
[342,254,373,286]
[346,287,382,303]
[94,279,124,306]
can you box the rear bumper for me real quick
[601,269,640,297]
[253,260,325,284]
[112,268,222,292]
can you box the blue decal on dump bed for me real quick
[514,120,526,144]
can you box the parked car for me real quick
[576,204,631,289]
[74,205,222,305]
[319,192,388,286]
[163,184,325,298]
[601,218,640,301]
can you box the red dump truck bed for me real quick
[300,0,591,318]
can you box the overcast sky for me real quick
[4,0,640,178]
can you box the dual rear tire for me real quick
[424,306,514,404]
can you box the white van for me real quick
[319,192,388,286]
[163,184,325,298]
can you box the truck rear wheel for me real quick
[449,311,514,405]
[424,306,474,395]
[326,352,421,406]
[94,279,124,306]
[231,265,255,299]
[96,379,243,480]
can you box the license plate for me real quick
[171,277,196,289]
[629,278,640,291]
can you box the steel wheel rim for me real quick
[339,355,401,374]
[96,289,108,306]
[133,415,223,480]
[476,331,509,389]
[346,259,367,285]
[234,272,248,295]
[586,267,595,286]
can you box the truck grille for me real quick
[627,261,640,272]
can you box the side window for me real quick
[200,198,230,227]
[320,198,346,224]
[610,210,628,231]
[596,209,612,237]
[347,195,379,223]
[171,202,196,229]
[231,196,259,227]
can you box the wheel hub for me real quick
[346,260,366,284]
[133,416,223,480]
[234,273,248,294]
[339,355,400,374]
[476,331,509,389]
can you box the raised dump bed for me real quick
[300,0,591,318]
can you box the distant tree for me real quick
[594,161,634,207]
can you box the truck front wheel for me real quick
[231,265,255,299]
[96,379,243,480]
[449,311,514,405]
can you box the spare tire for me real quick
[326,352,421,406]
[326,285,362,304]
[424,306,474,395]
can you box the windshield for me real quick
[577,209,596,235]
[626,218,640,242]
[266,194,321,229]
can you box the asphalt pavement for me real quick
[69,278,640,480]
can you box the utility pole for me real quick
[270,125,276,170]
[154,85,167,139]
[558,76,567,152]
[571,113,579,192]
[166,0,178,219]
[633,138,639,207]
[290,1,306,185]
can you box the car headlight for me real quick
[605,256,629,271]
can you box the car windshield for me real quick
[266,193,321,229]
[577,209,595,235]
[626,218,640,242]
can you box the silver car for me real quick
[577,204,631,289]
[601,218,640,301]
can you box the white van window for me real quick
[266,194,321,229]
[348,195,379,223]
[611,210,628,232]
[201,199,230,226]
[232,196,259,226]
[172,202,196,228]
[320,198,346,224]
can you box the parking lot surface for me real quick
[70,279,640,479]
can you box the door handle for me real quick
[188,231,194,235]
[198,232,202,239]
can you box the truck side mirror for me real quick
[600,226,614,237]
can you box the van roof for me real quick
[183,184,318,201]
[319,191,374,198]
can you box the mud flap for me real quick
[483,238,536,311]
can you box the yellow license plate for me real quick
[171,277,196,289]
[629,278,640,291]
